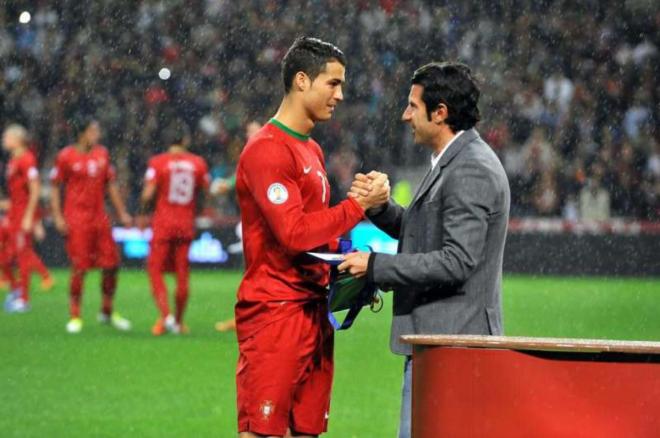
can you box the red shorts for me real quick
[147,238,191,273]
[66,221,119,270]
[236,301,334,436]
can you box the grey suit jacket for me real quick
[366,129,510,355]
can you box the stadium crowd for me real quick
[0,0,658,220]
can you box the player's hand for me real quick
[33,221,46,241]
[20,215,33,233]
[338,251,370,278]
[349,171,390,211]
[210,178,230,196]
[135,215,150,230]
[119,212,133,228]
[54,215,68,235]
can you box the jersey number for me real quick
[317,171,327,203]
[168,170,195,205]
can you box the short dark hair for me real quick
[163,118,191,146]
[69,113,97,139]
[281,36,346,93]
[411,62,481,132]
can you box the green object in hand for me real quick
[329,272,369,313]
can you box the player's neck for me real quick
[10,146,27,158]
[75,141,93,153]
[168,145,186,153]
[273,97,315,136]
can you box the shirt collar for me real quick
[431,130,464,169]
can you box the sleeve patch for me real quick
[267,183,288,205]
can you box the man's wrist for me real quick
[366,202,388,217]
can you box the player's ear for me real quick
[294,71,311,92]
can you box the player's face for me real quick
[304,61,345,122]
[2,132,18,152]
[84,122,102,144]
[401,84,438,145]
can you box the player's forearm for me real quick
[50,185,64,219]
[23,179,40,223]
[108,184,129,217]
[272,198,364,253]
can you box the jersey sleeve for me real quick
[239,138,364,253]
[144,158,158,183]
[49,150,67,183]
[25,154,39,180]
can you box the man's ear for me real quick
[294,71,311,92]
[431,103,448,125]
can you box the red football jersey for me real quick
[50,145,115,224]
[234,120,365,340]
[145,150,209,240]
[6,151,39,228]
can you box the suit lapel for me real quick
[410,129,479,208]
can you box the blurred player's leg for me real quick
[67,267,85,333]
[9,230,32,312]
[96,223,131,331]
[147,239,175,335]
[25,248,54,290]
[101,268,117,316]
[173,239,191,333]
[65,226,91,332]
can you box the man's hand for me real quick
[135,215,150,230]
[33,221,46,241]
[119,212,133,228]
[349,171,390,211]
[54,215,68,235]
[20,215,33,233]
[337,251,370,278]
[210,178,231,196]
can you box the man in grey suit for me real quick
[339,62,510,438]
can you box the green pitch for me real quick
[1,270,659,437]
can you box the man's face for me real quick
[302,61,345,122]
[84,122,101,144]
[2,132,19,152]
[401,84,438,145]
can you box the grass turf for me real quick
[1,269,659,437]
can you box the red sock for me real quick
[18,252,31,302]
[101,269,117,316]
[27,249,50,279]
[148,265,170,318]
[70,269,84,318]
[174,242,190,324]
[2,264,18,290]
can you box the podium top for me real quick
[400,334,660,354]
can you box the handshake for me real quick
[347,171,390,212]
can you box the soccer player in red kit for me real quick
[2,124,40,313]
[138,120,209,335]
[50,117,132,334]
[235,37,388,437]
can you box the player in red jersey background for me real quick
[235,37,388,438]
[138,119,209,335]
[2,124,40,313]
[50,116,132,333]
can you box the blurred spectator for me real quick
[0,0,657,220]
[579,162,611,221]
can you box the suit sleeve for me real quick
[240,139,365,253]
[367,199,406,239]
[371,161,499,288]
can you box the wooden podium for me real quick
[401,335,660,437]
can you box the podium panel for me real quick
[402,335,660,438]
